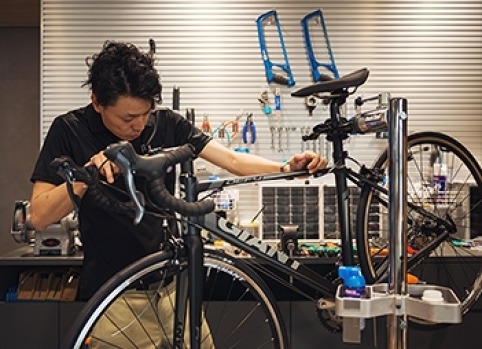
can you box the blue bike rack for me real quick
[301,9,340,81]
[256,10,296,87]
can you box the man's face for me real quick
[92,94,152,141]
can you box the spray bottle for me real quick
[433,150,447,203]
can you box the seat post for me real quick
[329,96,355,266]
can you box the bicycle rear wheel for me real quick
[63,248,287,349]
[356,131,482,315]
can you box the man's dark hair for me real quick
[83,41,162,107]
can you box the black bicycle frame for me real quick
[328,97,355,266]
[160,150,450,348]
[173,94,373,348]
[175,156,373,308]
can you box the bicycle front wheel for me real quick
[63,248,287,349]
[356,131,482,315]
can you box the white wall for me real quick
[41,0,482,223]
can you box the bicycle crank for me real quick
[316,298,343,333]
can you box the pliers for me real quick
[201,114,212,134]
[242,113,257,144]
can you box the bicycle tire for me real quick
[63,248,288,349]
[356,131,482,316]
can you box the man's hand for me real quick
[87,151,121,183]
[286,151,328,173]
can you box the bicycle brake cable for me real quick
[64,169,81,218]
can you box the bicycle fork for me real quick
[172,233,204,349]
[175,162,205,349]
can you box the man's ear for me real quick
[91,94,102,113]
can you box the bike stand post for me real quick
[335,97,462,347]
[387,97,409,349]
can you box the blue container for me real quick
[338,266,366,298]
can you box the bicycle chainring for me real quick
[316,298,343,333]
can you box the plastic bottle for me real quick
[338,266,366,330]
[338,266,366,298]
[433,153,447,203]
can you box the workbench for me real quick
[1,246,481,349]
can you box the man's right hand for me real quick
[88,151,121,184]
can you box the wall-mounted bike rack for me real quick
[335,97,462,348]
[256,9,296,87]
[301,9,340,81]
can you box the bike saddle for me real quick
[291,68,369,97]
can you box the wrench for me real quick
[277,127,283,152]
[270,126,276,150]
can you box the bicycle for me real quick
[57,67,482,348]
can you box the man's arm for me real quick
[199,140,326,176]
[29,180,87,231]
[29,148,118,231]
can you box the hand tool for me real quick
[218,126,226,139]
[274,87,282,119]
[201,113,212,134]
[224,115,241,142]
[277,126,283,152]
[287,127,297,151]
[301,9,340,81]
[258,90,272,115]
[148,38,156,59]
[212,113,243,145]
[242,113,257,144]
[186,108,195,125]
[173,86,180,111]
[270,126,276,149]
[256,9,295,87]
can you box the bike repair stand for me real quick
[335,97,462,348]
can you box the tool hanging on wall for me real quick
[148,38,156,59]
[270,126,276,150]
[274,87,282,118]
[258,90,272,115]
[301,9,340,81]
[242,113,257,144]
[284,127,297,151]
[186,108,195,125]
[226,121,239,143]
[277,126,284,152]
[225,114,241,144]
[201,113,212,134]
[256,9,296,87]
[173,86,180,112]
[211,112,245,146]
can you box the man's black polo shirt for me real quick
[31,104,211,300]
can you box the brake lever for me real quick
[50,157,84,217]
[124,170,145,225]
[104,141,145,224]
[62,168,81,218]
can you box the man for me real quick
[30,40,326,301]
